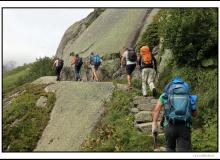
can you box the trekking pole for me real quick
[153,132,158,150]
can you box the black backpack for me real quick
[75,57,83,68]
[127,48,137,62]
[58,59,64,68]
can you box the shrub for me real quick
[161,8,218,66]
[3,84,56,151]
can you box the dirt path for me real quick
[34,77,115,151]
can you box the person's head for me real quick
[91,52,94,55]
[76,54,79,57]
[70,52,75,56]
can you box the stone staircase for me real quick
[129,96,166,151]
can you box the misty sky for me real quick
[3,8,94,66]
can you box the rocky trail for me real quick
[34,76,114,151]
[33,76,165,151]
[129,96,166,151]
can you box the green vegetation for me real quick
[82,88,164,151]
[3,65,30,94]
[137,8,217,151]
[3,56,55,94]
[161,9,217,67]
[3,84,56,151]
[137,22,159,51]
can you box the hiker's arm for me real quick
[152,101,163,122]
[152,56,157,73]
[120,56,125,67]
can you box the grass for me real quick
[3,83,56,152]
[3,65,30,94]
[82,85,165,152]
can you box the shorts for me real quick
[91,64,100,71]
[126,64,136,75]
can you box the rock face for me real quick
[34,76,115,151]
[55,9,160,81]
[56,9,105,60]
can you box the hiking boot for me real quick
[152,88,157,97]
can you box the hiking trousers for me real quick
[164,123,192,152]
[75,67,81,81]
[141,68,156,96]
[55,66,62,81]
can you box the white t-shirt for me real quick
[54,59,59,67]
[123,51,136,65]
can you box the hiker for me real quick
[90,52,102,81]
[53,57,64,81]
[121,47,137,89]
[152,76,197,151]
[138,45,157,97]
[70,53,83,81]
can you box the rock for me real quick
[134,122,162,133]
[133,97,158,111]
[99,58,120,81]
[44,84,58,93]
[130,108,139,113]
[137,103,154,111]
[60,67,75,81]
[154,146,166,152]
[36,96,48,108]
[116,84,128,91]
[135,111,152,123]
[32,76,57,84]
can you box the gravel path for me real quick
[34,77,114,151]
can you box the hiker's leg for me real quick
[176,125,192,152]
[55,67,59,80]
[148,68,157,97]
[126,64,136,87]
[93,66,99,81]
[148,68,156,91]
[78,68,81,80]
[164,125,177,151]
[74,68,78,81]
[57,67,61,81]
[141,68,147,96]
[127,74,132,87]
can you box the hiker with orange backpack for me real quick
[139,45,157,97]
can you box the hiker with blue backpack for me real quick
[70,53,83,81]
[152,76,197,151]
[90,52,102,81]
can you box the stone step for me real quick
[130,97,158,110]
[134,122,163,133]
[134,111,162,123]
[154,146,166,152]
[135,111,152,123]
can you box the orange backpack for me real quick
[140,46,152,64]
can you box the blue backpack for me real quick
[164,76,193,123]
[92,54,101,66]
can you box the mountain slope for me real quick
[56,9,160,66]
